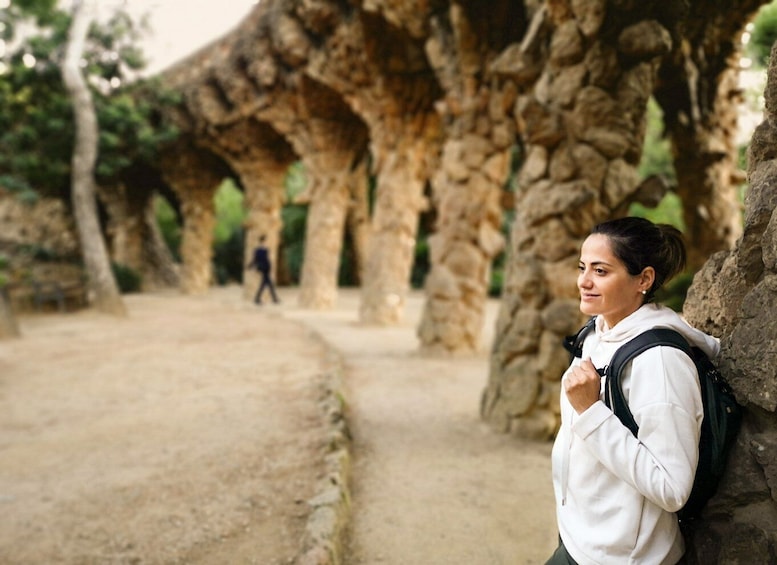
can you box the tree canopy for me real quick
[0,0,178,201]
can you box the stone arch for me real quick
[199,118,296,301]
[302,3,445,323]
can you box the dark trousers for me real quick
[254,271,278,304]
[545,538,579,565]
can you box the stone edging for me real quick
[294,328,352,565]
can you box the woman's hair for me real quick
[591,216,686,301]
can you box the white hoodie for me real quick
[551,304,719,565]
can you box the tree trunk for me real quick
[61,0,125,316]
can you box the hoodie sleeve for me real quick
[571,345,703,512]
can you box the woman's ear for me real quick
[640,266,656,292]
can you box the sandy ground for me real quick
[0,285,557,565]
[285,290,557,564]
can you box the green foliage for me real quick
[213,179,246,243]
[0,253,9,287]
[748,0,777,68]
[154,195,181,260]
[281,162,308,283]
[638,98,676,184]
[213,227,244,285]
[410,237,430,289]
[212,180,246,284]
[111,262,142,293]
[0,1,179,199]
[629,192,686,231]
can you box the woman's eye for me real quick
[577,265,585,272]
[595,268,606,275]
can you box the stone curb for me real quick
[293,328,352,565]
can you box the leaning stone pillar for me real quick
[482,7,671,438]
[97,182,144,270]
[297,177,349,309]
[162,148,223,295]
[140,195,180,290]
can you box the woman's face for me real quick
[578,234,652,328]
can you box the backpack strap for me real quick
[563,317,597,361]
[604,328,693,438]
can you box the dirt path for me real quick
[0,286,557,564]
[0,288,332,565]
[286,290,557,564]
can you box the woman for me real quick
[547,217,719,565]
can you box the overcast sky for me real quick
[117,0,257,74]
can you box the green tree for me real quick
[747,0,777,67]
[0,0,178,201]
[62,0,126,315]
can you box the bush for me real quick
[112,262,142,293]
[213,226,244,285]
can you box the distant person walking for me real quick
[247,235,279,305]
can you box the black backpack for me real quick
[563,318,742,522]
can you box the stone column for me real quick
[482,6,672,438]
[417,1,519,354]
[347,157,371,285]
[359,115,437,324]
[669,65,744,269]
[298,156,351,309]
[97,182,149,270]
[162,148,224,295]
[237,161,288,301]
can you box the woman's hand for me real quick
[564,358,602,414]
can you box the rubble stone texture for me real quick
[481,2,673,438]
[680,42,777,564]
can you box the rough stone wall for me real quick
[0,193,80,260]
[681,42,777,564]
[481,2,672,438]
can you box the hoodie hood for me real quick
[594,303,720,359]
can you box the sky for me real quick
[114,0,258,74]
